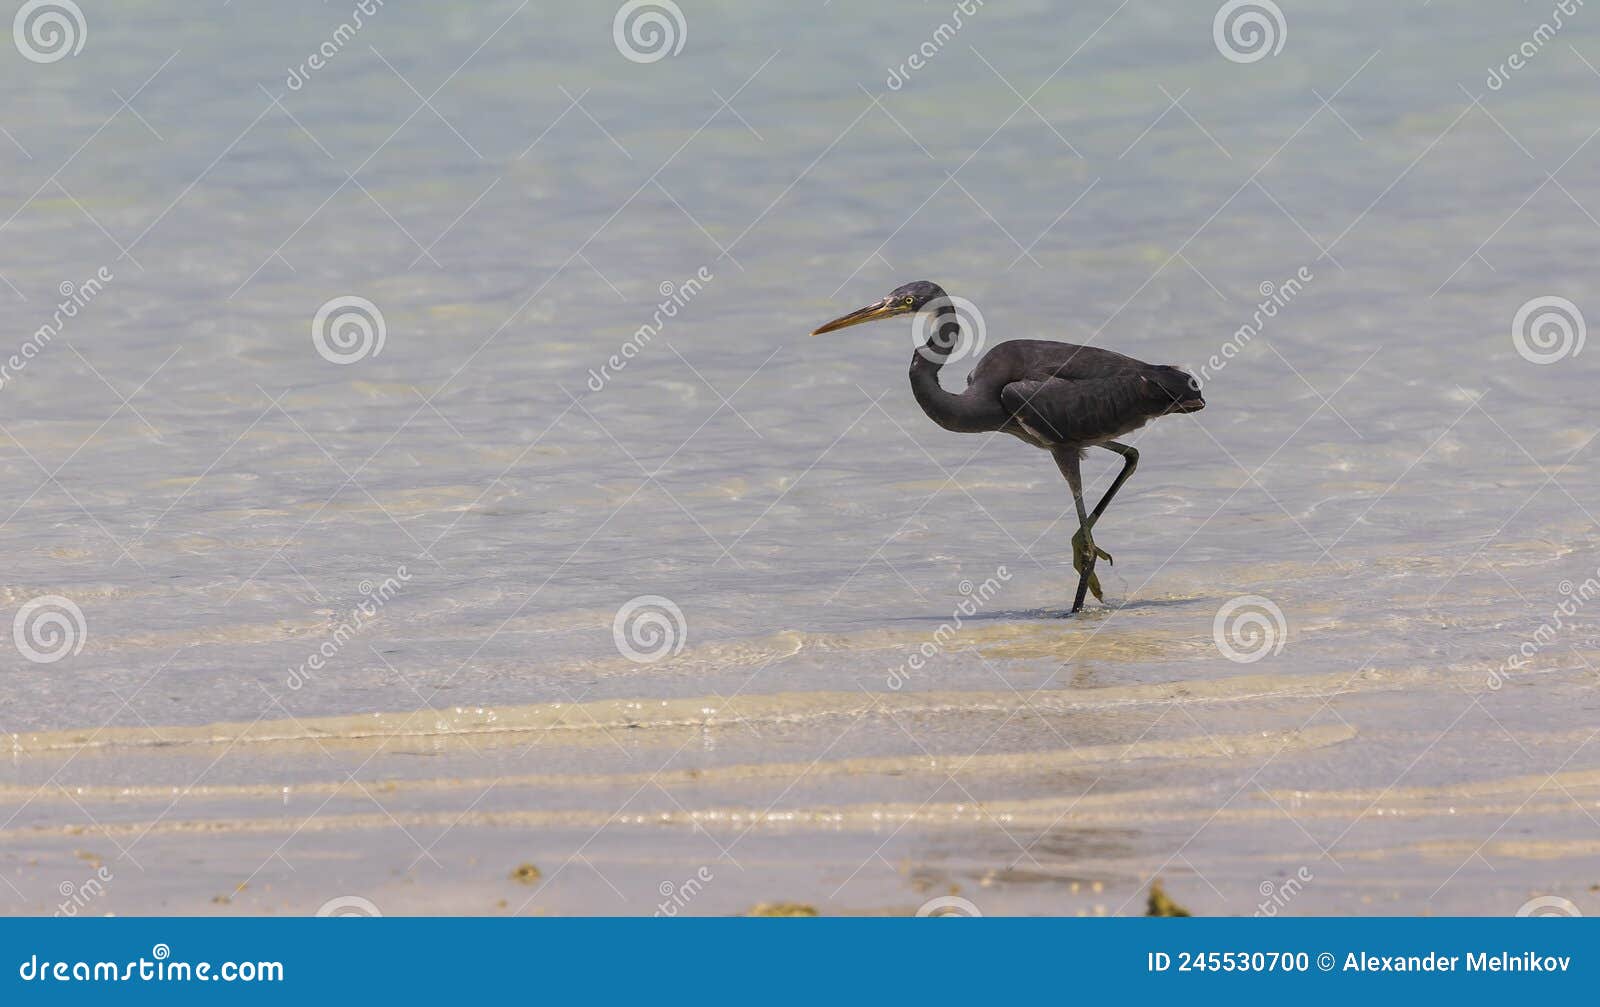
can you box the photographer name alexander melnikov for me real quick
[1343,951,1570,973]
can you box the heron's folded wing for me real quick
[1000,374,1168,444]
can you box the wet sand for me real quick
[8,609,1600,916]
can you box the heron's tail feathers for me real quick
[1143,365,1205,415]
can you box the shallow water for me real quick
[3,1,1600,916]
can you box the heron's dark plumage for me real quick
[982,340,1203,450]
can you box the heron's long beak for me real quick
[810,298,903,335]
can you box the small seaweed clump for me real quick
[1145,880,1191,917]
[747,902,819,917]
[510,863,542,884]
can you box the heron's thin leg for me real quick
[1087,441,1139,529]
[1070,442,1137,589]
[1053,449,1103,612]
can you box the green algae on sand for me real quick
[1146,880,1192,918]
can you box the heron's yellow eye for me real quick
[903,297,914,306]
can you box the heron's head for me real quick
[810,280,948,335]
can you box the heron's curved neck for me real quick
[909,301,992,432]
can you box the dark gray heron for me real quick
[812,280,1204,613]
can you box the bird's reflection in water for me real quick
[882,594,1209,627]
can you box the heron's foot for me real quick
[1071,528,1110,603]
[1070,564,1103,611]
[1071,527,1112,568]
